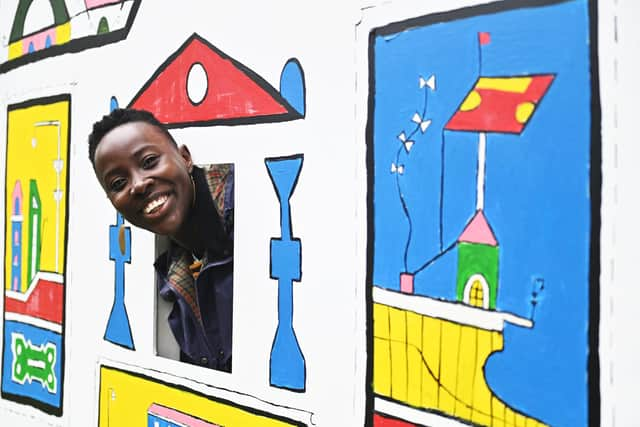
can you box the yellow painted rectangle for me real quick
[476,77,532,93]
[471,329,493,425]
[492,331,504,352]
[406,345,422,407]
[492,397,506,427]
[406,310,422,349]
[99,366,300,427]
[438,320,460,415]
[373,303,390,340]
[515,413,526,427]
[8,41,22,60]
[405,311,423,406]
[373,336,391,396]
[56,22,72,44]
[389,307,407,402]
[388,307,406,343]
[453,325,475,420]
[421,316,441,408]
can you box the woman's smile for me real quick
[143,193,169,215]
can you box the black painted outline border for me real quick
[1,93,72,417]
[364,0,601,426]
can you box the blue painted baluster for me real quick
[265,154,305,391]
[104,212,134,349]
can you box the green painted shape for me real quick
[12,334,57,393]
[97,17,110,34]
[10,0,70,42]
[27,179,41,288]
[456,242,499,309]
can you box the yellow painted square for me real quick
[56,22,72,44]
[8,41,22,60]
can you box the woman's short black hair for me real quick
[88,108,176,167]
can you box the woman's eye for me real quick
[110,178,126,192]
[142,155,158,169]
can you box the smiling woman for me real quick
[89,109,234,372]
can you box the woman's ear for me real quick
[179,145,194,173]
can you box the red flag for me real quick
[478,32,491,45]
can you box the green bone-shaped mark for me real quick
[11,333,57,394]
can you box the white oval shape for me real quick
[186,62,208,105]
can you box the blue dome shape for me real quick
[279,58,305,116]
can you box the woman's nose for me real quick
[130,173,151,195]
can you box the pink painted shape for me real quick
[21,28,57,53]
[12,180,23,213]
[148,404,220,427]
[400,273,414,294]
[458,210,498,246]
[85,0,122,9]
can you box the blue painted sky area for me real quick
[372,1,591,426]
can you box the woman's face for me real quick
[93,121,194,238]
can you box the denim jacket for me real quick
[154,164,233,372]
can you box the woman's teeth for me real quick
[144,195,168,214]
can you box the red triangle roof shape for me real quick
[129,33,300,128]
[458,210,498,246]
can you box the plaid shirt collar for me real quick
[164,164,233,322]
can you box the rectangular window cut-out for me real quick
[155,163,234,373]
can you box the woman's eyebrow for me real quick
[101,165,124,182]
[131,143,157,158]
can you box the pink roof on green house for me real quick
[458,210,498,246]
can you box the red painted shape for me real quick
[5,278,63,325]
[478,32,491,45]
[130,34,293,126]
[445,74,554,134]
[373,413,417,427]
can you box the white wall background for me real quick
[0,0,637,426]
